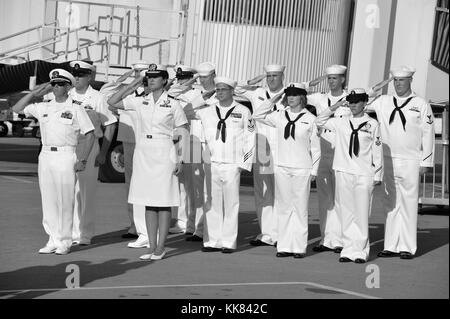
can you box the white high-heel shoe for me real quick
[139,253,153,260]
[150,250,166,260]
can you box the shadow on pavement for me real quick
[0,258,151,299]
[368,223,449,260]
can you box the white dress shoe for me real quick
[150,250,166,260]
[38,246,57,254]
[55,247,70,255]
[72,241,80,246]
[128,237,150,248]
[139,253,153,260]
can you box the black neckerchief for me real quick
[284,111,305,140]
[390,96,414,131]
[215,105,237,143]
[349,120,369,157]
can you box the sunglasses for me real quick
[51,82,68,87]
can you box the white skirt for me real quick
[128,138,180,207]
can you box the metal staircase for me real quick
[0,0,188,89]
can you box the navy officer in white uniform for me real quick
[108,64,188,260]
[12,69,95,255]
[68,61,118,246]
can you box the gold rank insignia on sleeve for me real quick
[426,115,433,124]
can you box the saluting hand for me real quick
[31,82,52,97]
[270,91,284,104]
[247,74,266,86]
[330,99,347,112]
[202,90,216,100]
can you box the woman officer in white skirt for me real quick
[253,83,321,258]
[108,64,188,260]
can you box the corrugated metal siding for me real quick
[185,0,352,90]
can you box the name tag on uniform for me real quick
[43,114,48,118]
[231,113,242,118]
[408,107,420,113]
[73,100,82,105]
[258,96,265,101]
[301,121,309,124]
[360,129,371,134]
[84,105,94,110]
[143,101,149,105]
[61,111,73,119]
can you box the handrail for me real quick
[0,21,58,42]
[0,0,188,82]
[47,0,184,15]
[0,23,97,62]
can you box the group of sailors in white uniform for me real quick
[12,59,435,263]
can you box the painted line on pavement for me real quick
[0,281,380,299]
[1,175,35,184]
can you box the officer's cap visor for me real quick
[145,70,169,79]
[176,71,195,80]
[346,93,368,103]
[72,69,92,77]
[50,76,72,85]
[284,87,307,96]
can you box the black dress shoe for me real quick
[377,250,399,258]
[186,235,203,242]
[121,233,139,239]
[276,252,293,257]
[339,257,352,263]
[313,245,334,252]
[201,247,222,252]
[354,258,366,264]
[293,253,306,259]
[334,247,343,253]
[400,251,413,259]
[222,248,234,254]
[185,232,194,236]
[250,239,272,246]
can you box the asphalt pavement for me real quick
[0,137,448,302]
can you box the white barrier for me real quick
[419,102,449,208]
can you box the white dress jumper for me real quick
[123,92,188,207]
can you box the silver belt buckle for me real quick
[146,135,152,139]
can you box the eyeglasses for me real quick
[51,82,67,87]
